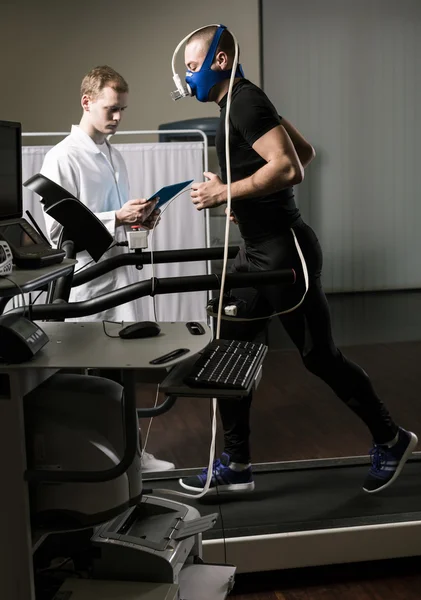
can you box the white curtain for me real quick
[22,145,53,237]
[114,141,207,321]
[21,141,207,322]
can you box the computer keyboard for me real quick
[184,339,268,391]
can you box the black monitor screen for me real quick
[0,222,38,248]
[0,121,22,220]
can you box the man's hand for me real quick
[225,207,238,224]
[141,209,161,230]
[191,172,227,211]
[115,198,158,227]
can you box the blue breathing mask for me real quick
[185,24,244,102]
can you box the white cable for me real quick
[153,26,240,500]
[148,186,193,322]
[212,33,309,327]
[140,383,160,459]
[143,192,220,499]
[208,229,309,321]
[214,31,240,341]
[151,397,218,500]
[171,24,221,80]
[204,36,309,326]
[159,26,309,500]
[145,186,221,499]
[1,275,27,319]
[145,199,217,498]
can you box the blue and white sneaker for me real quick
[179,452,255,493]
[363,427,418,493]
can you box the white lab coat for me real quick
[41,125,143,322]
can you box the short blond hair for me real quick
[80,65,129,100]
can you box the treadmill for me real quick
[22,174,421,576]
[58,228,421,576]
[145,455,421,573]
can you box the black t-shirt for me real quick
[217,79,301,240]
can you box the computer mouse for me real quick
[118,321,161,339]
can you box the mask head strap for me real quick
[201,25,227,71]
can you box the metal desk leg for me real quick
[0,371,35,600]
[0,297,10,315]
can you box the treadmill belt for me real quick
[145,461,421,539]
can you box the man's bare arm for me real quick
[280,118,316,169]
[191,123,313,209]
[215,124,304,203]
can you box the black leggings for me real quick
[218,220,398,463]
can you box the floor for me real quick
[138,340,421,468]
[230,557,421,599]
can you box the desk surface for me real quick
[0,321,211,371]
[0,259,77,298]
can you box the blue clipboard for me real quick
[148,179,194,211]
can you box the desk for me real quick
[0,259,77,298]
[0,321,211,600]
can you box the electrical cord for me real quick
[36,557,73,574]
[96,32,309,547]
[153,24,311,560]
[140,383,160,461]
[98,204,189,464]
[207,230,309,321]
[74,258,94,274]
[148,186,192,323]
[102,319,124,338]
[1,275,27,319]
[153,27,242,502]
[165,25,311,502]
[133,196,195,461]
[74,241,118,275]
[99,316,161,461]
[30,290,46,306]
[208,398,227,565]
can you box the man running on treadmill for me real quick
[175,25,417,495]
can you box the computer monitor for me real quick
[0,120,23,221]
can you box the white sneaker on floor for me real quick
[141,451,175,473]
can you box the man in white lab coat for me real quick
[41,65,174,472]
[41,65,159,323]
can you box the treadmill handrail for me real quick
[72,246,240,287]
[9,269,295,320]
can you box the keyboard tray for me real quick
[160,346,268,398]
